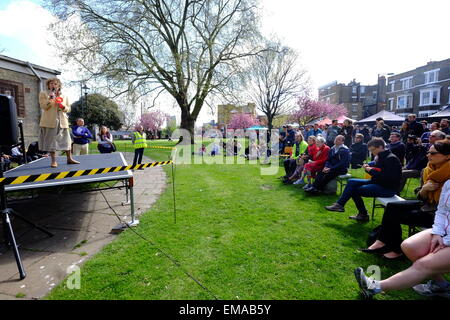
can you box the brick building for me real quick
[217,103,256,129]
[0,54,60,146]
[318,79,385,120]
[386,58,450,119]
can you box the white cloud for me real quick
[0,1,58,68]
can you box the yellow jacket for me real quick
[39,91,70,128]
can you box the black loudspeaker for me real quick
[0,94,19,145]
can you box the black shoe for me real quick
[349,213,369,223]
[360,246,391,255]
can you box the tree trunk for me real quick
[180,108,196,144]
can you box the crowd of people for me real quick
[279,114,450,299]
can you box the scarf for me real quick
[423,161,450,204]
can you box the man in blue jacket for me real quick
[72,118,93,155]
[305,135,350,194]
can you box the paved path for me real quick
[0,152,167,300]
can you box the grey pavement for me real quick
[0,152,167,300]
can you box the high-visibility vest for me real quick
[133,131,147,149]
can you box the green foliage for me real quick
[69,93,123,130]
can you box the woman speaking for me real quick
[38,78,79,168]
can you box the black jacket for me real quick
[387,141,406,165]
[350,141,368,166]
[407,121,424,138]
[368,150,402,191]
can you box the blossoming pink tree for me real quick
[227,113,260,129]
[290,97,348,125]
[138,110,167,138]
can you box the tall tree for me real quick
[70,93,123,130]
[46,0,264,143]
[289,97,348,125]
[245,42,310,133]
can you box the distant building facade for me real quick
[386,58,450,119]
[318,79,384,120]
[217,103,256,129]
[0,54,61,146]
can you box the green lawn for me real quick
[46,140,429,300]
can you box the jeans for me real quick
[337,179,396,215]
[133,148,144,166]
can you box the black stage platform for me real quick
[4,153,136,224]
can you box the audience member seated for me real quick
[0,152,11,171]
[288,136,318,185]
[27,141,48,161]
[354,180,450,299]
[325,138,402,222]
[420,122,439,143]
[302,136,329,189]
[387,132,406,165]
[399,130,446,193]
[350,133,368,169]
[282,133,308,182]
[358,139,450,261]
[304,135,350,194]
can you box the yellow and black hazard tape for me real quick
[0,160,173,186]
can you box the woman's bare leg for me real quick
[66,150,80,164]
[50,151,57,167]
[401,229,447,282]
[380,238,450,291]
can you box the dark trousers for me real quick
[378,201,434,253]
[337,179,396,215]
[133,148,144,166]
[283,159,297,177]
[313,170,343,190]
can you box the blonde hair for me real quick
[46,78,62,90]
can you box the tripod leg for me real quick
[3,213,26,280]
[10,210,54,238]
[2,214,10,247]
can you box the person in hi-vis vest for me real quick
[132,125,147,168]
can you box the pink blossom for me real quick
[227,113,260,129]
[138,110,167,133]
[290,98,348,125]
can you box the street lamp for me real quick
[376,73,394,113]
[81,84,90,118]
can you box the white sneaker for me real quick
[293,179,305,185]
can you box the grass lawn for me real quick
[46,139,430,300]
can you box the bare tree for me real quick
[245,42,310,133]
[45,0,264,142]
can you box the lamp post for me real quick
[81,84,90,119]
[376,73,394,113]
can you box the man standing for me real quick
[72,118,93,155]
[304,135,350,193]
[350,133,368,169]
[308,123,323,138]
[325,138,402,222]
[407,114,424,137]
[132,125,147,168]
[326,120,340,147]
[440,119,450,135]
[387,132,406,165]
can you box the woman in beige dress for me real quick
[39,78,80,168]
